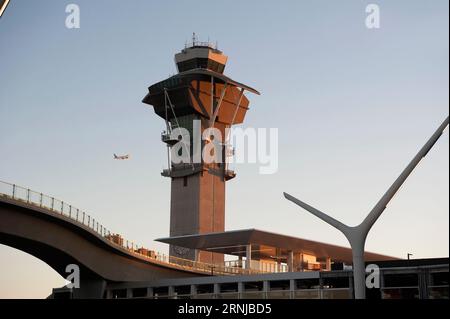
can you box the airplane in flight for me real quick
[113,153,130,160]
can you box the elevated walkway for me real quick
[0,180,263,284]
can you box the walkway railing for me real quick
[0,180,264,276]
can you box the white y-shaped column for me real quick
[284,116,449,299]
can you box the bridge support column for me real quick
[238,282,244,299]
[168,286,175,298]
[72,278,107,299]
[147,287,154,298]
[263,281,269,299]
[190,285,197,298]
[214,283,220,298]
[290,279,295,299]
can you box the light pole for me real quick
[284,116,449,299]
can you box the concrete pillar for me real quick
[238,282,244,299]
[245,244,252,270]
[168,286,175,298]
[379,269,385,299]
[349,274,354,299]
[72,278,107,299]
[263,281,269,299]
[191,285,197,298]
[300,253,304,272]
[287,250,294,272]
[319,277,324,299]
[419,270,428,299]
[146,287,153,298]
[325,257,332,271]
[290,279,295,299]
[126,288,133,299]
[195,249,199,261]
[214,283,220,298]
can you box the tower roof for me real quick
[175,36,228,73]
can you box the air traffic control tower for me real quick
[142,36,260,264]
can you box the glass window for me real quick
[384,273,418,287]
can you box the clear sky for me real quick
[0,0,448,298]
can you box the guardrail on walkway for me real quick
[0,180,264,276]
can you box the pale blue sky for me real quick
[0,0,448,298]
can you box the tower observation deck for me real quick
[142,37,260,264]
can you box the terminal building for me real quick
[102,258,449,299]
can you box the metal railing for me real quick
[0,180,263,276]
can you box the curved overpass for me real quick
[0,183,219,297]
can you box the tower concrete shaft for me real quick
[143,41,259,263]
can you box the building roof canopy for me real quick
[155,229,398,264]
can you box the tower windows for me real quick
[176,58,225,73]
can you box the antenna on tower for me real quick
[192,32,197,46]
